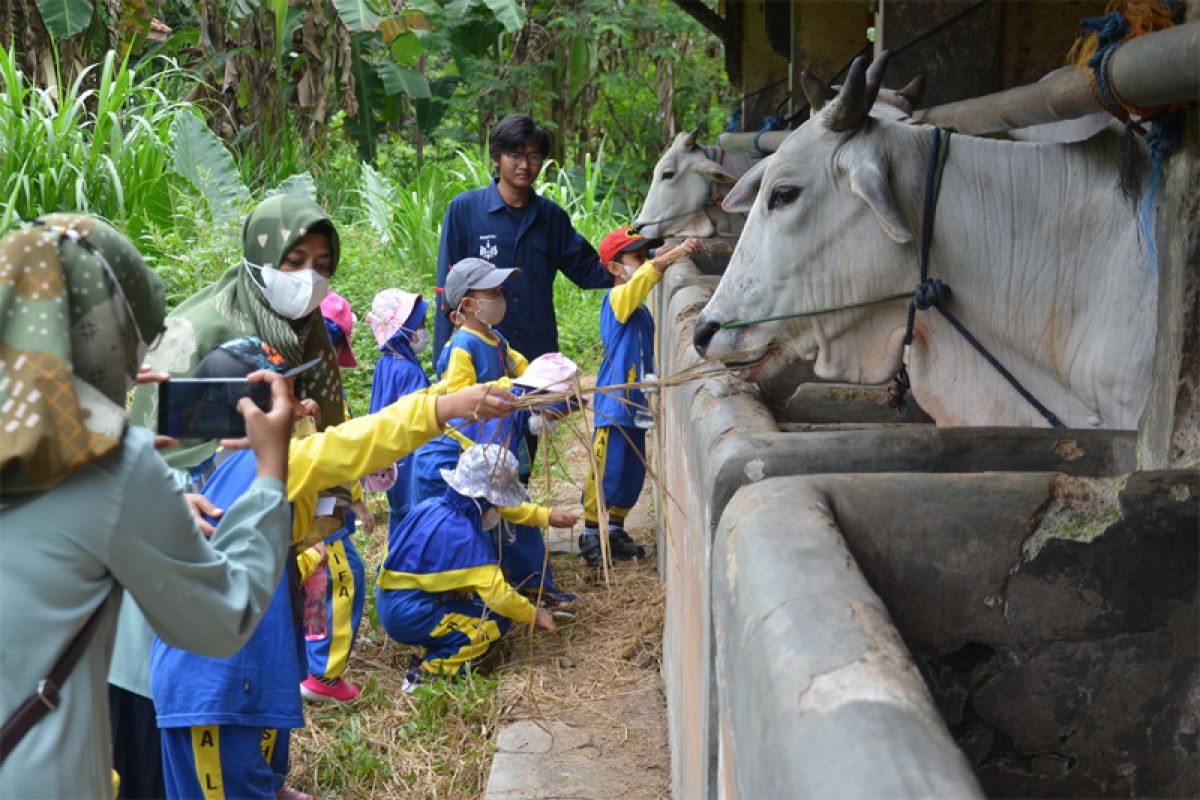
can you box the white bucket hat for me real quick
[440,444,527,507]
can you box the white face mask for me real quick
[471,496,502,530]
[410,328,430,355]
[471,296,507,327]
[245,260,329,320]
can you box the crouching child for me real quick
[376,445,560,691]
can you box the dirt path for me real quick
[486,504,669,799]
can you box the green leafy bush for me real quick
[0,46,196,240]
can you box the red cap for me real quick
[599,226,660,266]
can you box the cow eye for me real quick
[768,185,801,210]
[661,170,675,180]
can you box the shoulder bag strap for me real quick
[0,596,109,764]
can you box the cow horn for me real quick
[829,51,891,132]
[683,128,700,150]
[800,70,835,112]
[896,74,925,109]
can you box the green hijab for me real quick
[129,196,346,470]
[0,214,166,502]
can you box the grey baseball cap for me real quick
[445,257,520,311]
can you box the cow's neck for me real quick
[896,127,1155,428]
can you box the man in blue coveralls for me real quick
[434,114,609,367]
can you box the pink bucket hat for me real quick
[367,289,425,348]
[319,291,357,368]
[514,353,579,392]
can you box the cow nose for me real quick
[693,318,720,356]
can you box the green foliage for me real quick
[434,0,733,195]
[265,172,318,201]
[477,0,525,32]
[405,671,500,732]
[171,109,250,224]
[0,46,196,240]
[33,0,94,40]
[138,192,241,306]
[331,0,381,32]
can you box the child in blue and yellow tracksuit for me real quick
[367,290,432,528]
[411,356,580,603]
[411,258,573,603]
[150,337,507,799]
[376,445,560,690]
[298,291,371,704]
[580,228,703,568]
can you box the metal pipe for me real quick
[914,21,1200,134]
[716,130,790,152]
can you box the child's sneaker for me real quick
[276,785,311,800]
[578,532,604,569]
[540,593,578,621]
[608,528,646,561]
[300,674,361,703]
[402,655,426,694]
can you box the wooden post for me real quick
[738,1,791,130]
[1138,107,1200,469]
[789,0,873,112]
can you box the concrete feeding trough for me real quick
[650,258,1198,799]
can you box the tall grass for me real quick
[0,46,197,239]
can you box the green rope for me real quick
[717,291,913,330]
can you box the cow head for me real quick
[695,53,922,386]
[635,129,738,239]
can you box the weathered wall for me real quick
[649,260,1184,798]
[714,470,1198,798]
[713,477,983,799]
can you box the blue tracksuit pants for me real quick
[161,726,290,799]
[376,592,514,676]
[583,425,647,527]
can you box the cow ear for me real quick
[800,70,835,112]
[695,159,738,185]
[722,156,771,212]
[896,75,925,110]
[850,164,912,243]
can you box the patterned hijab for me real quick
[129,196,346,470]
[0,214,166,503]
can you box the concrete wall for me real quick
[649,260,1197,798]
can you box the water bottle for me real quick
[303,569,329,641]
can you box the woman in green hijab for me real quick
[0,215,295,798]
[129,195,348,470]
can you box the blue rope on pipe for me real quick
[1079,5,1184,276]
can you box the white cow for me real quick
[634,130,749,240]
[636,81,925,241]
[694,54,1156,429]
